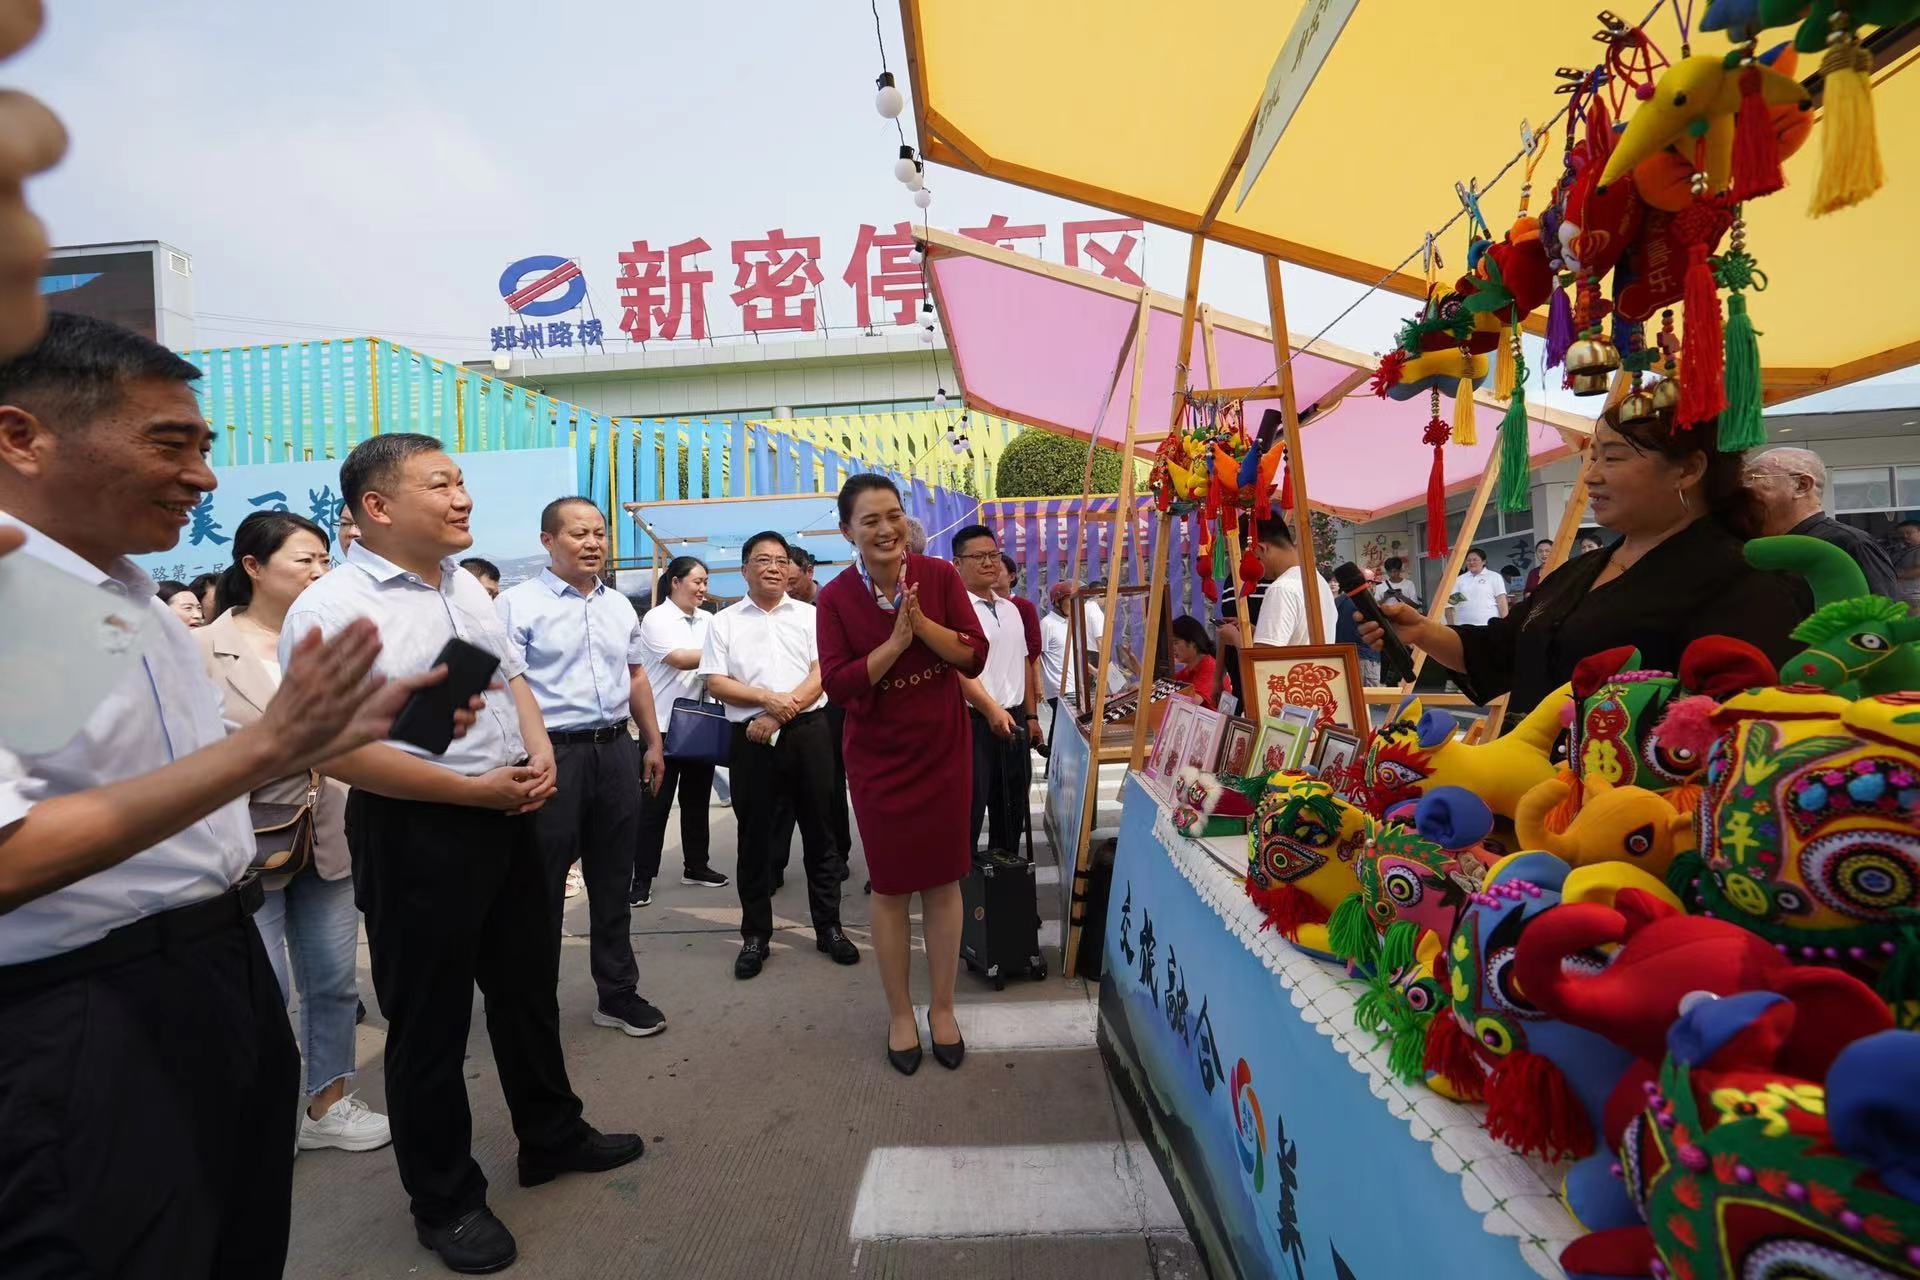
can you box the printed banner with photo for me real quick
[135,448,577,588]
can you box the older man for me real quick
[1747,447,1897,598]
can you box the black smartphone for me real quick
[388,637,501,755]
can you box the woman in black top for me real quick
[1363,413,1806,719]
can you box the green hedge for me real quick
[994,430,1124,498]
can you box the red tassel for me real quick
[1238,546,1262,589]
[1422,415,1450,560]
[1278,454,1294,512]
[1483,1048,1595,1161]
[1422,1013,1487,1101]
[1201,575,1220,604]
[1731,65,1786,202]
[1246,881,1331,941]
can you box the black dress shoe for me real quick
[887,1038,923,1076]
[416,1207,517,1274]
[931,1034,966,1071]
[816,927,860,965]
[735,937,767,979]
[517,1127,646,1187]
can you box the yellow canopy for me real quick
[902,0,1920,402]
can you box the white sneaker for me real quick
[565,865,584,899]
[298,1093,393,1152]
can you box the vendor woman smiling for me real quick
[1360,412,1807,718]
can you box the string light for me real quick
[893,144,917,183]
[913,188,933,209]
[875,71,904,119]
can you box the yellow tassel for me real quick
[1492,330,1517,400]
[1810,40,1883,217]
[1452,374,1477,446]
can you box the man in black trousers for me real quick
[497,497,669,1038]
[285,434,644,1274]
[0,316,470,1277]
[700,531,858,978]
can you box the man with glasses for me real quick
[953,525,1035,853]
[699,531,857,979]
[1746,447,1897,598]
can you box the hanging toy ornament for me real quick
[1673,142,1737,429]
[1713,210,1769,450]
[1495,329,1533,513]
[1765,0,1917,214]
[1650,308,1683,413]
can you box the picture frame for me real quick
[1216,715,1258,778]
[1253,718,1310,776]
[1311,724,1362,779]
[1183,706,1227,777]
[1148,699,1194,782]
[1239,644,1369,736]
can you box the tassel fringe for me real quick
[1327,893,1379,970]
[1422,1013,1487,1101]
[1678,239,1725,429]
[1810,41,1883,217]
[1544,286,1575,370]
[1483,1048,1596,1162]
[1452,374,1478,446]
[1245,881,1332,941]
[1731,65,1786,201]
[1492,332,1517,400]
[1719,292,1766,450]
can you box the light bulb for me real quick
[906,169,925,193]
[907,248,923,265]
[934,388,948,408]
[913,188,932,209]
[921,328,936,344]
[892,145,916,183]
[875,72,904,119]
[491,352,512,372]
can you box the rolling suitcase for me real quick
[960,730,1047,990]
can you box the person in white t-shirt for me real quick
[1372,556,1422,609]
[1447,547,1509,627]
[1250,516,1340,649]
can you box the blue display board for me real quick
[1099,774,1570,1280]
[136,448,577,588]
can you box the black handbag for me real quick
[249,771,319,876]
[663,697,731,766]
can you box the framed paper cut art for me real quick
[1239,645,1368,735]
[1311,725,1362,779]
[1216,716,1258,779]
[1253,718,1309,776]
[1147,700,1193,782]
[1182,706,1227,777]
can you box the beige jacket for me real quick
[195,608,352,882]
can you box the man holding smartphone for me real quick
[497,496,669,1039]
[0,317,477,1277]
[283,434,643,1275]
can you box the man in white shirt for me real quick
[699,530,856,979]
[1447,546,1509,627]
[954,525,1034,852]
[1250,516,1340,649]
[0,315,464,1277]
[285,434,643,1273]
[1373,556,1422,609]
[497,497,668,1040]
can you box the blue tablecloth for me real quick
[1098,773,1577,1280]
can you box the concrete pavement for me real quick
[286,776,1201,1279]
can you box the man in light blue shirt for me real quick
[497,498,667,1040]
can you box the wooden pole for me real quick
[1408,443,1504,681]
[1199,308,1255,653]
[1263,256,1324,644]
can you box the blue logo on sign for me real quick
[499,255,586,318]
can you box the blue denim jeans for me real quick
[253,869,361,1096]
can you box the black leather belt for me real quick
[549,719,630,746]
[0,876,265,999]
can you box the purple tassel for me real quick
[1544,285,1575,370]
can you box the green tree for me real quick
[994,429,1125,498]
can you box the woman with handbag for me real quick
[196,510,391,1153]
[632,555,731,905]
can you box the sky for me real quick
[11,0,1913,414]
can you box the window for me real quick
[1833,466,1895,514]
[1896,464,1920,509]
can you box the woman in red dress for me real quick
[1169,614,1218,709]
[816,475,988,1075]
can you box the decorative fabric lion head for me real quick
[1360,687,1570,821]
[1244,772,1368,958]
[1677,686,1920,1024]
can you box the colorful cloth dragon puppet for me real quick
[1243,773,1368,960]
[1359,688,1571,827]
[1747,533,1920,698]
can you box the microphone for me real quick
[1332,561,1418,686]
[1253,408,1283,453]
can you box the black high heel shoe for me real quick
[887,1037,923,1076]
[931,1033,965,1071]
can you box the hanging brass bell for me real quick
[1615,382,1659,429]
[1647,374,1681,413]
[1565,335,1621,396]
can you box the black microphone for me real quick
[1254,408,1283,453]
[1332,561,1417,686]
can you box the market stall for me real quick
[895,4,1920,1279]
